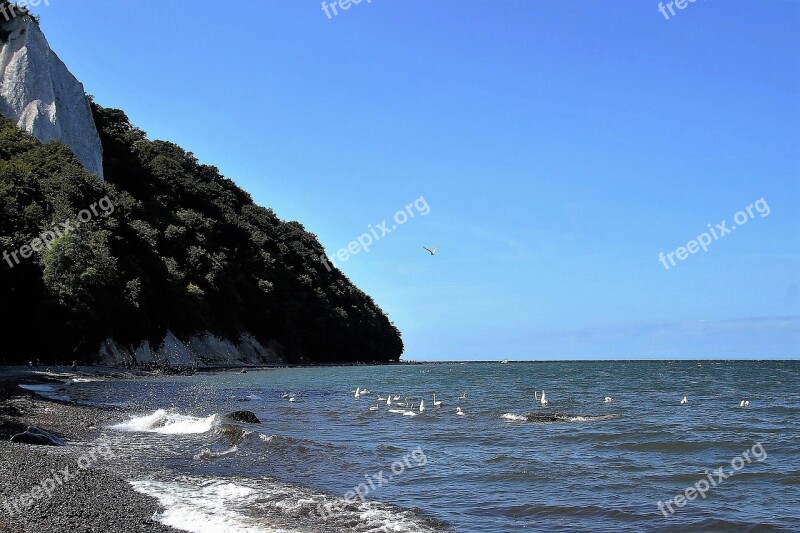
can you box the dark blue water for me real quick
[61,361,800,532]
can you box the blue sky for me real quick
[36,0,799,360]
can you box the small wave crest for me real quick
[194,446,240,461]
[110,409,222,435]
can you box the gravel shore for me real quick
[0,369,180,532]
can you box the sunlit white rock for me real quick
[0,14,104,178]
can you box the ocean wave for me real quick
[194,446,240,461]
[63,377,103,385]
[501,413,619,423]
[130,476,449,533]
[110,410,223,435]
[130,479,268,533]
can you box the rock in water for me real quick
[225,411,261,424]
[10,426,65,446]
[0,12,104,178]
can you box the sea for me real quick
[27,361,800,532]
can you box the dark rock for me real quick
[10,426,65,446]
[225,410,260,424]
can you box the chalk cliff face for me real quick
[0,13,104,178]
[97,332,285,367]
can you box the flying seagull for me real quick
[423,244,441,256]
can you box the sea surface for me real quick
[34,361,800,532]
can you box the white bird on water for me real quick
[433,393,443,407]
[680,396,688,405]
[423,244,441,256]
[740,400,750,408]
[535,391,549,407]
[456,407,465,416]
[402,402,418,417]
[386,396,392,406]
[419,399,425,413]
[459,392,468,401]
[603,396,613,403]
[288,396,296,403]
[369,403,379,411]
[354,387,361,399]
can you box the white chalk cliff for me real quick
[0,13,104,178]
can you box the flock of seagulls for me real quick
[279,388,752,413]
[348,388,470,417]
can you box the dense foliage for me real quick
[0,106,403,364]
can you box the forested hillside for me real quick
[0,105,403,364]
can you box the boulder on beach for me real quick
[10,426,65,446]
[225,411,261,424]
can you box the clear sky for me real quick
[34,0,799,360]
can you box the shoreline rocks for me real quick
[10,426,64,446]
[225,410,261,424]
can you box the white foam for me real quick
[110,410,221,435]
[501,413,527,421]
[194,446,239,461]
[130,476,442,533]
[64,377,102,385]
[130,479,274,533]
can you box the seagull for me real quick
[433,393,443,407]
[354,387,361,399]
[535,391,549,407]
[603,396,613,403]
[459,392,467,401]
[280,392,289,399]
[456,407,465,416]
[419,399,425,413]
[740,400,750,408]
[680,396,688,405]
[288,396,296,403]
[423,244,441,256]
[369,403,379,411]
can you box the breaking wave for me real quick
[110,409,224,435]
[130,476,449,533]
